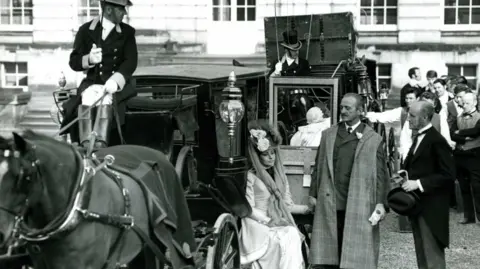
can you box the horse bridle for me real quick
[0,147,40,231]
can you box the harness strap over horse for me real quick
[7,147,175,269]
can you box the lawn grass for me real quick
[378,209,480,269]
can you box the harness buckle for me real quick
[123,214,135,229]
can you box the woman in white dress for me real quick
[240,120,311,269]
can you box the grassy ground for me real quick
[378,211,480,269]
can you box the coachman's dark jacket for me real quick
[268,57,311,77]
[60,17,138,136]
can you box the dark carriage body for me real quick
[127,65,268,224]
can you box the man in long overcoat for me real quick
[308,93,390,269]
[61,0,137,148]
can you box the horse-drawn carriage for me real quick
[0,11,397,269]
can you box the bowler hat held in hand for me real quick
[387,170,422,216]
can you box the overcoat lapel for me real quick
[354,127,375,159]
[325,125,338,181]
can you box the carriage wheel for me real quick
[205,213,240,269]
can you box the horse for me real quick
[0,130,197,269]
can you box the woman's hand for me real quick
[267,218,290,227]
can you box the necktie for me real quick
[407,129,426,158]
[347,127,353,134]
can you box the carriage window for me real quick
[269,77,339,147]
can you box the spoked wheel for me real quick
[205,213,240,269]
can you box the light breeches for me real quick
[81,84,112,106]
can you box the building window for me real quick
[1,62,28,88]
[447,64,477,88]
[444,0,480,25]
[213,0,256,21]
[78,0,101,25]
[360,0,398,25]
[0,0,33,25]
[376,64,392,90]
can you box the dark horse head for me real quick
[0,131,147,269]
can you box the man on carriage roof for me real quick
[60,0,137,148]
[268,28,312,78]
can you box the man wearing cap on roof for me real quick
[61,0,137,148]
[269,29,311,78]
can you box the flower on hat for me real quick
[249,129,271,152]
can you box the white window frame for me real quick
[376,63,392,91]
[442,0,480,31]
[211,0,256,22]
[446,64,478,89]
[356,0,398,32]
[1,62,28,91]
[77,0,101,27]
[0,0,33,31]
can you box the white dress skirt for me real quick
[239,171,304,269]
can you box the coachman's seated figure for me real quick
[268,29,314,143]
[60,0,138,148]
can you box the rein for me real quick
[53,92,108,137]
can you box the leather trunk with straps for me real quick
[264,12,357,67]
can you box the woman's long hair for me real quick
[247,120,296,225]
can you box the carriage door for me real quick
[207,0,258,55]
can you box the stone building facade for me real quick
[0,0,479,104]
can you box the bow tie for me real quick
[462,111,476,117]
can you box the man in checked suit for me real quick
[308,93,390,269]
[402,101,455,269]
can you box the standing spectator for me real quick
[366,87,420,162]
[400,67,424,107]
[401,101,455,269]
[308,93,389,269]
[419,91,454,148]
[451,92,480,224]
[379,82,390,111]
[433,79,453,115]
[426,70,438,93]
[446,84,469,130]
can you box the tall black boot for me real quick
[78,105,93,147]
[93,105,112,148]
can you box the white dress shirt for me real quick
[409,123,433,193]
[345,120,361,133]
[102,18,116,40]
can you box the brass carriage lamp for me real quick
[219,71,245,163]
[354,62,371,114]
[58,71,67,89]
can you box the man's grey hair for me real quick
[343,93,365,110]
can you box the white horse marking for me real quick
[0,160,8,186]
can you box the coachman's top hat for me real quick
[280,30,302,51]
[387,187,422,216]
[102,0,132,6]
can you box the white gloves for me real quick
[369,204,386,226]
[104,79,119,94]
[88,44,102,65]
[270,62,283,77]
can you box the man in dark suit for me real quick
[400,67,425,107]
[451,92,480,224]
[61,0,137,148]
[402,101,455,269]
[446,84,469,130]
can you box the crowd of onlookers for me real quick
[379,67,480,225]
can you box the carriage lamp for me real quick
[354,62,372,114]
[58,71,67,89]
[219,71,245,163]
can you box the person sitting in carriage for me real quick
[240,120,312,269]
[60,0,137,148]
